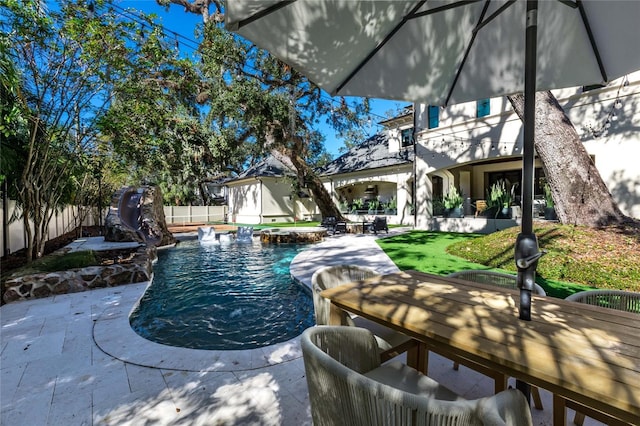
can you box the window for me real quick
[428,105,439,129]
[401,128,414,147]
[476,99,490,117]
[487,168,546,200]
[432,176,443,200]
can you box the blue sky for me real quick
[119,1,408,157]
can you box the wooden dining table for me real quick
[320,270,640,426]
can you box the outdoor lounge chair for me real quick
[320,216,347,234]
[564,289,640,426]
[197,226,218,244]
[236,226,253,243]
[320,216,337,229]
[301,326,533,426]
[312,265,416,363]
[446,270,545,410]
[368,216,388,234]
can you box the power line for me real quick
[109,2,392,129]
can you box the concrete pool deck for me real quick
[1,231,602,425]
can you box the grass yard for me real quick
[377,223,640,299]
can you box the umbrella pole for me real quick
[515,0,544,404]
[517,0,540,322]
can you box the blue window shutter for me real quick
[477,99,490,117]
[428,105,439,129]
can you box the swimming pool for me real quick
[129,239,315,350]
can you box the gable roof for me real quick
[318,133,414,176]
[227,155,294,183]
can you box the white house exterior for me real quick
[225,72,639,228]
[226,156,318,224]
[318,132,415,226]
[412,71,640,229]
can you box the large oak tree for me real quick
[508,92,629,227]
[156,0,372,220]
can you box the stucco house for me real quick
[317,131,415,226]
[225,72,639,228]
[412,71,640,230]
[225,155,318,225]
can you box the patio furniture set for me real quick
[320,216,389,235]
[306,266,639,425]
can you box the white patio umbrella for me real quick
[225,1,640,322]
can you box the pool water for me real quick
[130,239,315,350]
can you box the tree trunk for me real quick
[508,91,627,227]
[270,146,345,222]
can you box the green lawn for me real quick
[376,230,602,299]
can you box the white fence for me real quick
[0,201,100,257]
[163,205,228,225]
[0,202,229,257]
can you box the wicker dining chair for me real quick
[301,326,533,426]
[448,270,546,296]
[312,264,416,362]
[565,289,640,313]
[564,289,640,425]
[446,270,545,410]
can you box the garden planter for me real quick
[497,207,512,219]
[544,207,558,220]
[444,207,464,218]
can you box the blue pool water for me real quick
[130,239,315,350]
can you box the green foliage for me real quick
[445,223,639,297]
[544,183,555,207]
[368,197,380,212]
[486,181,517,210]
[2,0,155,259]
[16,250,98,276]
[443,187,464,209]
[386,196,397,210]
[351,198,364,213]
[432,197,445,215]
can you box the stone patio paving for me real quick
[1,232,604,425]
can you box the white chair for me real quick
[564,289,639,426]
[312,265,416,362]
[446,270,545,410]
[197,226,218,244]
[301,326,533,426]
[236,226,254,243]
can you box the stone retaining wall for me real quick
[260,228,327,244]
[2,246,155,303]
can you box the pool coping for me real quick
[92,231,400,372]
[92,280,305,372]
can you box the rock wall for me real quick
[260,228,327,243]
[2,246,155,303]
